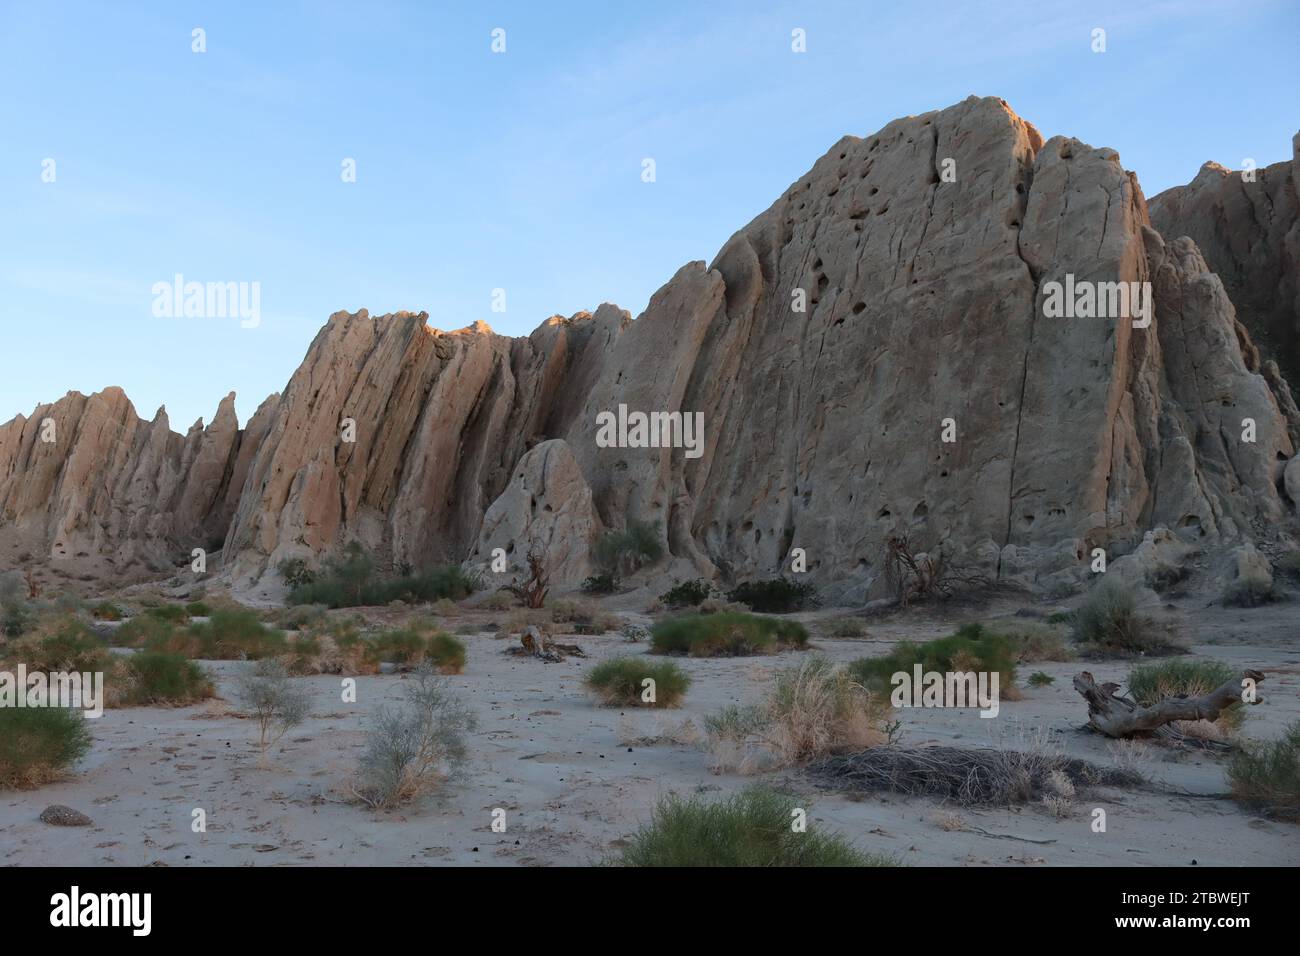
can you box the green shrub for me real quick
[1027,671,1055,688]
[1128,659,1242,729]
[727,578,819,614]
[367,626,466,673]
[592,520,664,579]
[848,623,1018,696]
[91,601,124,622]
[616,787,895,867]
[661,579,714,608]
[581,573,620,594]
[426,632,467,674]
[111,614,180,649]
[185,601,211,617]
[286,543,477,608]
[585,657,691,707]
[1228,721,1300,821]
[0,706,93,789]
[4,618,110,672]
[120,652,214,706]
[188,609,287,659]
[823,617,869,638]
[1071,578,1176,655]
[277,557,317,590]
[1,599,31,637]
[144,604,190,623]
[651,612,808,657]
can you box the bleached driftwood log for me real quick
[1072,670,1264,738]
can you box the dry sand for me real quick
[2,592,1297,867]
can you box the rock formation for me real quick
[2,96,1297,601]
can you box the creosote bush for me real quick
[727,578,818,614]
[650,612,808,657]
[0,706,93,789]
[1071,578,1177,655]
[616,787,895,867]
[1228,721,1300,821]
[848,623,1019,699]
[585,656,691,707]
[353,665,477,810]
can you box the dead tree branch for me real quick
[1072,670,1264,739]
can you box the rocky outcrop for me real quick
[1149,134,1300,404]
[2,97,1296,600]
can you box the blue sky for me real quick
[1,0,1296,429]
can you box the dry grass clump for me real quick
[1127,658,1244,735]
[478,590,515,612]
[493,608,549,640]
[705,657,891,773]
[822,616,869,639]
[1228,721,1300,821]
[806,743,1141,808]
[549,600,620,634]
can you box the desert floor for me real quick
[2,590,1297,867]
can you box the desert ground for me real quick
[3,582,1296,868]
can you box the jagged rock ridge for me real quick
[2,96,1296,600]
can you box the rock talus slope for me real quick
[1,96,1296,599]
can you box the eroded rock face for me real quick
[1,97,1295,601]
[1149,134,1300,403]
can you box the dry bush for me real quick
[884,533,985,606]
[507,551,549,609]
[478,591,514,612]
[352,665,477,810]
[823,616,869,639]
[550,600,620,634]
[235,659,311,765]
[704,657,891,773]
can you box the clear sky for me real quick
[2,0,1296,430]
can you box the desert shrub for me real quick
[235,659,311,763]
[1071,578,1176,655]
[1,599,31,638]
[91,601,124,622]
[848,623,1018,697]
[661,579,714,609]
[1001,622,1073,663]
[706,658,891,772]
[188,609,287,659]
[581,573,620,594]
[592,520,664,579]
[276,556,317,589]
[616,787,894,867]
[1027,671,1055,688]
[1146,564,1191,593]
[1222,577,1280,608]
[478,590,514,611]
[281,620,375,676]
[353,665,477,809]
[367,625,466,673]
[651,612,808,657]
[4,618,110,672]
[119,652,214,706]
[727,578,818,614]
[269,603,329,630]
[0,706,93,789]
[1128,659,1243,729]
[823,617,869,638]
[184,601,211,617]
[550,600,619,634]
[286,543,476,608]
[884,533,985,605]
[1228,721,1300,821]
[144,604,189,623]
[112,613,182,650]
[1046,611,1073,625]
[585,657,691,707]
[622,623,650,643]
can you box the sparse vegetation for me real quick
[0,706,94,789]
[823,616,869,638]
[726,577,818,614]
[1228,721,1300,821]
[235,659,311,763]
[366,624,467,673]
[585,656,691,707]
[661,579,714,608]
[651,612,808,657]
[1071,578,1178,655]
[580,572,620,594]
[884,533,985,605]
[1222,577,1280,608]
[1027,671,1055,688]
[707,657,891,773]
[285,543,477,608]
[616,787,895,867]
[549,600,619,634]
[352,665,477,810]
[591,520,664,583]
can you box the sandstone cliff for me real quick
[2,97,1296,600]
